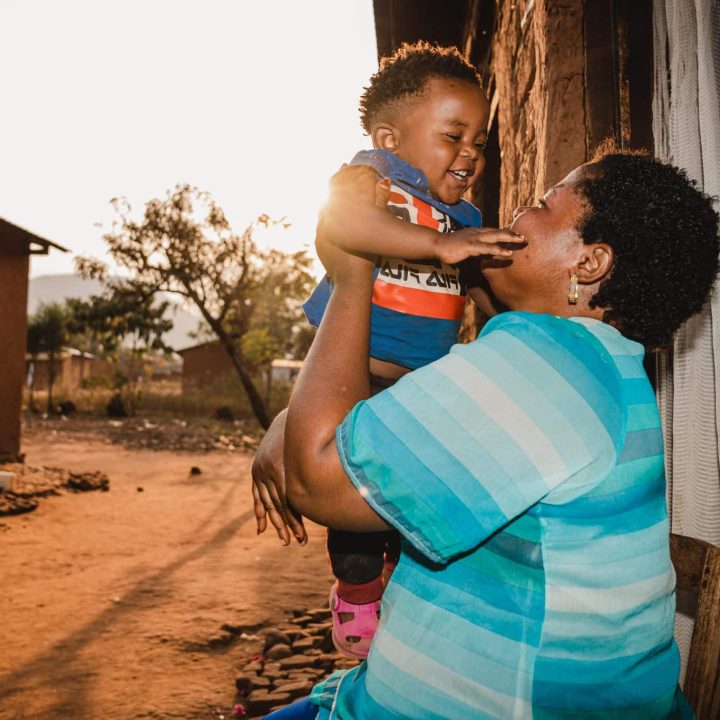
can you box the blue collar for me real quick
[350,149,482,228]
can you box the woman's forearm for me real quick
[326,201,441,260]
[322,166,442,260]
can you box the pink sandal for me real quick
[329,582,381,659]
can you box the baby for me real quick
[299,42,520,658]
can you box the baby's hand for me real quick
[436,227,526,266]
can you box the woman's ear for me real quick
[575,243,614,285]
[372,123,400,153]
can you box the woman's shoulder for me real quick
[470,311,645,413]
[478,311,643,362]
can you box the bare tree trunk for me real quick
[228,350,270,429]
[216,333,269,429]
[178,286,271,429]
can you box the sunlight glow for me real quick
[0,0,378,279]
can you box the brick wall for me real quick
[30,354,96,393]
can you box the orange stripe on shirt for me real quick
[388,186,445,231]
[389,190,409,205]
[411,194,442,231]
[373,281,466,320]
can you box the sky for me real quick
[0,0,378,278]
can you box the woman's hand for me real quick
[436,227,526,266]
[317,171,377,286]
[315,220,375,287]
[251,409,307,546]
[316,165,403,263]
[328,163,383,208]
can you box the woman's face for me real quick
[483,166,592,312]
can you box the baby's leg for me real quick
[327,529,396,658]
[327,528,389,586]
[329,372,401,588]
[326,372,400,657]
[384,530,401,573]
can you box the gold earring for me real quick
[568,274,579,305]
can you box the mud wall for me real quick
[0,243,30,458]
[180,342,234,391]
[487,0,588,224]
[30,355,96,393]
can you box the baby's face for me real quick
[394,77,489,204]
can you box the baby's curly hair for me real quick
[359,41,482,134]
[577,145,719,349]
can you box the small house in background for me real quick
[27,348,95,393]
[178,339,301,393]
[178,340,234,390]
[0,218,68,461]
[25,349,180,395]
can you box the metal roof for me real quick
[0,217,69,255]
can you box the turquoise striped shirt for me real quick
[310,312,689,719]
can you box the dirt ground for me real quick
[0,421,332,720]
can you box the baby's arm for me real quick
[323,165,524,264]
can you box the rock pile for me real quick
[234,607,359,718]
[65,470,110,492]
[0,463,110,516]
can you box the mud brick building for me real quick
[374,0,653,338]
[178,340,236,391]
[0,218,67,460]
[179,340,301,393]
[28,348,96,393]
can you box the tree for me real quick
[239,247,316,370]
[26,303,70,414]
[79,184,315,429]
[66,286,174,415]
[26,315,44,413]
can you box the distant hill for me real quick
[28,274,208,352]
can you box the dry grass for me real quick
[26,374,291,422]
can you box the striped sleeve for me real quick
[336,312,626,563]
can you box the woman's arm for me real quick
[283,231,391,531]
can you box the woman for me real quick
[254,149,719,719]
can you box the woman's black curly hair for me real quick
[359,41,482,134]
[577,145,719,349]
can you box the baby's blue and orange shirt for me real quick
[303,149,483,370]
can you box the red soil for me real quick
[0,425,332,720]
